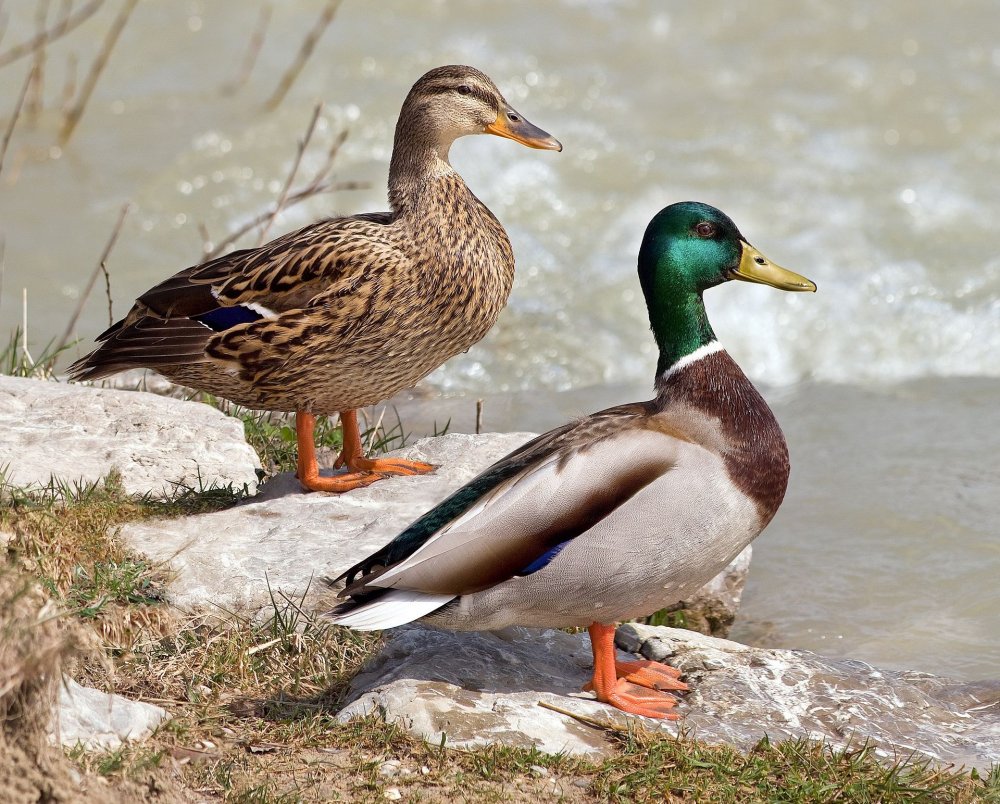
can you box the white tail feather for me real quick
[328,590,455,631]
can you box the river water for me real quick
[0,1,997,679]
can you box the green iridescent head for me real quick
[636,202,816,374]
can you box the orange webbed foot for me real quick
[296,469,383,493]
[331,410,436,477]
[614,659,689,692]
[342,455,436,477]
[586,622,687,720]
[603,679,683,720]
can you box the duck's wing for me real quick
[68,212,394,380]
[337,402,686,601]
[128,212,395,320]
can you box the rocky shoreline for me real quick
[2,375,998,772]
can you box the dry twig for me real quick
[256,102,323,244]
[263,0,340,111]
[25,0,51,123]
[0,0,102,69]
[536,700,628,733]
[222,2,272,96]
[202,125,362,261]
[0,64,35,178]
[56,203,130,353]
[0,235,6,308]
[59,0,137,146]
[201,177,365,261]
[59,51,77,113]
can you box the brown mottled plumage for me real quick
[329,203,816,720]
[69,65,561,492]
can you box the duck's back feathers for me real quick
[334,403,682,608]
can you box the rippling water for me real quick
[0,1,997,678]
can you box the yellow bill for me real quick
[730,242,817,292]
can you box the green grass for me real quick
[0,325,75,379]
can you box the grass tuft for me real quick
[0,325,75,379]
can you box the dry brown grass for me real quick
[0,565,132,803]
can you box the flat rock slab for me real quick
[122,433,535,612]
[52,679,169,750]
[339,624,1000,770]
[0,376,260,497]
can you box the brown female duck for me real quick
[69,65,561,492]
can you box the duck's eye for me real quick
[695,222,717,238]
[456,85,473,96]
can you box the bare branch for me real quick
[25,0,50,123]
[199,118,364,262]
[256,102,322,245]
[56,203,129,353]
[0,234,6,309]
[101,256,114,328]
[59,51,77,113]
[0,64,35,178]
[0,0,102,69]
[197,221,213,259]
[202,178,366,261]
[263,0,340,111]
[222,2,271,96]
[0,3,8,51]
[58,0,137,146]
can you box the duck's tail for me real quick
[326,589,454,631]
[67,316,213,381]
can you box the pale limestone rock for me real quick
[121,433,536,613]
[339,624,1000,770]
[52,679,169,750]
[0,376,260,497]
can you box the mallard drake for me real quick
[69,65,561,493]
[329,202,816,719]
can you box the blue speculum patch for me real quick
[193,305,264,331]
[518,539,572,575]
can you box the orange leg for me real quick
[333,410,435,477]
[586,623,686,719]
[295,411,381,493]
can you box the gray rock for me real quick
[0,376,260,497]
[339,624,1000,770]
[120,433,751,627]
[52,679,169,750]
[337,626,615,758]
